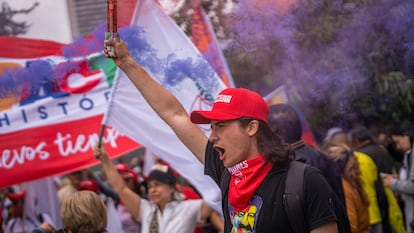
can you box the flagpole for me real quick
[98,0,144,151]
[98,124,106,148]
[96,123,105,158]
[98,0,118,151]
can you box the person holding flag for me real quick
[102,37,345,233]
[93,144,219,233]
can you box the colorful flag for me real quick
[0,36,140,189]
[102,0,225,212]
[263,85,288,106]
[264,85,318,148]
[192,3,235,88]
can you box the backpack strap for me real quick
[283,161,308,233]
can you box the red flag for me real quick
[191,3,235,88]
[0,37,140,189]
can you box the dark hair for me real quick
[268,104,302,144]
[348,125,375,144]
[238,118,291,163]
[392,120,414,145]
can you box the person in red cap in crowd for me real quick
[77,171,140,233]
[94,145,219,233]
[78,179,99,193]
[102,38,347,233]
[116,164,144,196]
[57,170,83,203]
[4,190,54,233]
[114,164,142,233]
[129,157,145,182]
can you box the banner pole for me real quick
[98,124,106,148]
[96,124,106,159]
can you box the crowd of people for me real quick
[0,153,224,233]
[1,34,414,233]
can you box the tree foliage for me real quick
[173,0,414,140]
[0,1,39,36]
[1,0,412,141]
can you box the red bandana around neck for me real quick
[228,155,273,212]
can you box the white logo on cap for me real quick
[151,164,169,173]
[215,94,232,103]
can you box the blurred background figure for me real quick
[129,157,145,183]
[76,169,135,233]
[32,190,107,233]
[349,126,396,175]
[94,144,221,233]
[57,170,84,203]
[4,189,54,233]
[376,131,404,171]
[94,146,224,233]
[324,127,381,233]
[323,143,370,233]
[78,179,99,193]
[324,127,350,146]
[349,125,397,233]
[115,163,142,233]
[268,104,345,204]
[382,120,414,233]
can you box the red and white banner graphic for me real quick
[0,37,140,189]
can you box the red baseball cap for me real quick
[190,88,269,124]
[7,190,26,200]
[79,179,99,193]
[115,164,139,182]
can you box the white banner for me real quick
[103,0,226,212]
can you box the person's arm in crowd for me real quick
[30,222,54,233]
[104,38,208,164]
[311,222,338,233]
[90,171,120,201]
[383,173,414,194]
[94,144,141,219]
[384,151,414,194]
[209,209,225,233]
[199,201,223,231]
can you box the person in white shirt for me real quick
[94,145,218,233]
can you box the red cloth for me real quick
[181,186,201,200]
[228,156,272,212]
[7,190,26,200]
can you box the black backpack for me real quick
[284,161,351,233]
[283,161,308,233]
